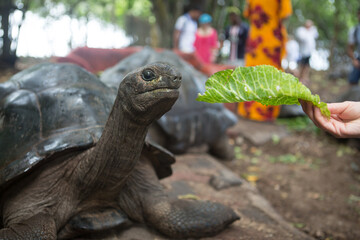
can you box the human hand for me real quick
[300,100,360,138]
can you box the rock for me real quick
[228,117,288,146]
[314,229,325,238]
[278,105,305,118]
[102,153,314,240]
[209,169,243,190]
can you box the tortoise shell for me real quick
[0,63,174,188]
[101,48,237,153]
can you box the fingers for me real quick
[299,100,327,129]
[312,105,329,129]
[299,100,360,138]
[300,100,315,122]
[328,101,360,120]
[310,103,342,137]
[326,102,348,115]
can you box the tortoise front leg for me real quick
[208,134,234,160]
[117,156,239,238]
[0,213,56,240]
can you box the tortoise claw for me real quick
[145,199,239,238]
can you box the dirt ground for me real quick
[1,59,360,240]
[225,128,360,240]
[223,70,360,240]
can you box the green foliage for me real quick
[197,65,330,117]
[268,153,322,169]
[292,222,306,229]
[234,146,245,160]
[271,134,281,145]
[336,145,356,157]
[348,194,360,204]
[4,0,358,58]
[276,116,317,133]
[25,0,153,27]
[288,0,360,60]
[269,154,306,164]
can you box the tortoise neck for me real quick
[78,93,150,192]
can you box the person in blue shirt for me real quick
[347,8,360,86]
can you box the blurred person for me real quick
[347,7,360,86]
[285,34,299,75]
[173,6,202,53]
[300,100,360,138]
[296,20,318,85]
[238,0,292,122]
[220,9,249,67]
[193,13,219,63]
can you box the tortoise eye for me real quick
[141,69,156,81]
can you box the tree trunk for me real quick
[150,0,179,48]
[0,0,17,67]
[328,0,340,69]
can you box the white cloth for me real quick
[229,26,240,61]
[174,13,198,53]
[296,26,318,58]
[286,39,300,63]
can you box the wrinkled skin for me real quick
[101,48,237,160]
[0,63,239,239]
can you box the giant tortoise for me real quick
[0,63,239,239]
[101,48,237,160]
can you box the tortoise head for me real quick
[118,62,181,124]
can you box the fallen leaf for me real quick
[178,194,200,200]
[246,175,259,182]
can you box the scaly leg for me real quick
[117,156,239,238]
[0,213,56,240]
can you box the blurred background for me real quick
[1,0,359,70]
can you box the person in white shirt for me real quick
[296,20,318,85]
[285,35,300,74]
[173,6,202,53]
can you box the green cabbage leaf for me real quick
[197,65,330,118]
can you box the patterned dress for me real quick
[238,0,292,121]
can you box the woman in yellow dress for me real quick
[238,0,292,121]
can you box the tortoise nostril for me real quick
[175,76,182,81]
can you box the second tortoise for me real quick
[0,63,239,239]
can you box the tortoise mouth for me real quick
[132,87,179,118]
[138,87,179,98]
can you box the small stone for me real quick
[315,229,325,238]
[209,169,243,190]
